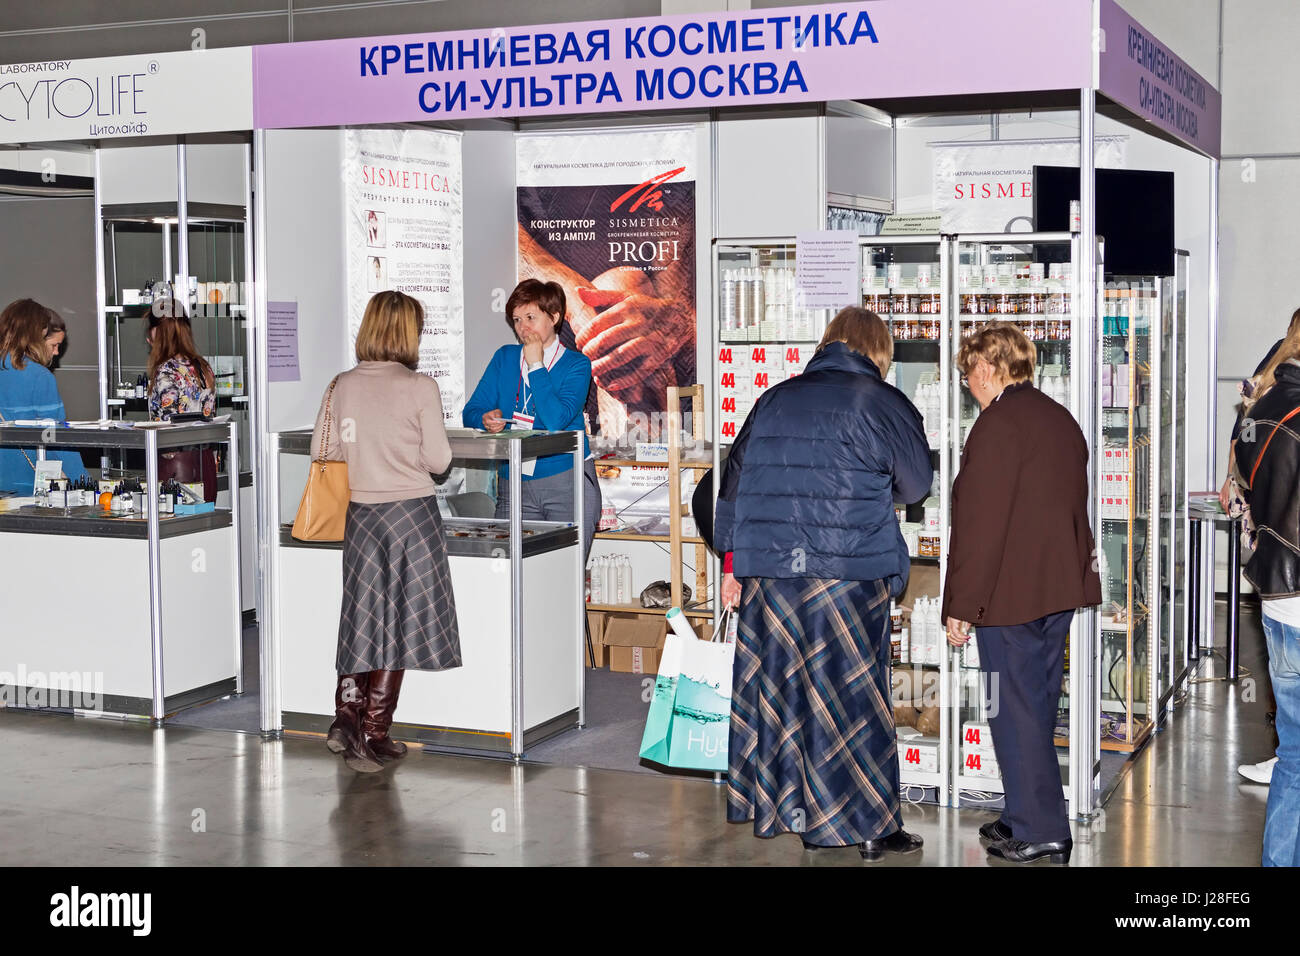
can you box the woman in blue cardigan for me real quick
[0,299,89,494]
[463,279,601,557]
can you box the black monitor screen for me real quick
[1033,165,1175,276]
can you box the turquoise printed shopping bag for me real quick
[639,613,734,771]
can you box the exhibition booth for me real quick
[0,0,1223,818]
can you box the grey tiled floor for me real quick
[0,605,1274,865]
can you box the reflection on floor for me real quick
[0,603,1273,865]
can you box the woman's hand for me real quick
[721,572,742,610]
[519,327,545,367]
[482,408,507,433]
[1219,475,1233,513]
[945,616,972,647]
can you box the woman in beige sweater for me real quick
[311,290,460,772]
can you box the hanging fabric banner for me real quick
[515,127,697,445]
[931,136,1127,234]
[343,128,465,420]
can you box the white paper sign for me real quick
[795,231,861,310]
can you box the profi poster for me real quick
[344,128,465,421]
[515,127,697,445]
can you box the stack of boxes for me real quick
[1100,362,1130,408]
[1100,445,1132,520]
[961,720,1000,780]
[717,344,811,439]
[897,730,940,774]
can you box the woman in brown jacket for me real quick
[943,322,1100,865]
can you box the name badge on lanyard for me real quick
[513,345,562,477]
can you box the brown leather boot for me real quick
[362,669,408,761]
[343,732,384,773]
[326,673,368,754]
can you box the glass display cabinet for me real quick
[710,234,1181,811]
[861,237,951,803]
[712,236,954,805]
[100,205,250,472]
[1097,274,1158,752]
[1157,251,1191,707]
[951,234,1084,805]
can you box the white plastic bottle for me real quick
[913,599,929,665]
[720,269,737,334]
[605,556,619,605]
[617,556,631,604]
[590,558,604,604]
[925,598,935,665]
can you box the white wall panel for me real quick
[715,109,822,238]
[1222,0,1300,154]
[461,128,520,401]
[263,128,348,434]
[99,144,178,206]
[1117,0,1222,85]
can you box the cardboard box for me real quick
[604,615,667,674]
[585,611,608,668]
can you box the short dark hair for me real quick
[505,279,565,333]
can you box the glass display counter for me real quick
[267,427,585,757]
[0,421,242,722]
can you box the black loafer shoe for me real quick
[987,838,1072,864]
[860,829,924,862]
[979,819,1013,843]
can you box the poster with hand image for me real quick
[515,128,697,447]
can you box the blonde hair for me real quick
[957,321,1036,384]
[817,307,892,376]
[1247,307,1300,404]
[355,291,422,369]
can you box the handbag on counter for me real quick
[291,376,349,542]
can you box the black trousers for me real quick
[976,610,1073,844]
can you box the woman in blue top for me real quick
[463,279,602,558]
[0,299,89,494]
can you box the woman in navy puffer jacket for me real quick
[715,307,932,861]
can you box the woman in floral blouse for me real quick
[148,301,218,500]
[147,303,215,421]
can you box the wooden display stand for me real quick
[586,385,714,663]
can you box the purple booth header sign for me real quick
[252,0,1094,129]
[1099,0,1222,159]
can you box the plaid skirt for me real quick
[727,576,902,846]
[337,495,461,674]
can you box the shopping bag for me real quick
[638,609,735,771]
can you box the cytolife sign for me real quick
[0,47,252,144]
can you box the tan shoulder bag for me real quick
[291,376,349,542]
